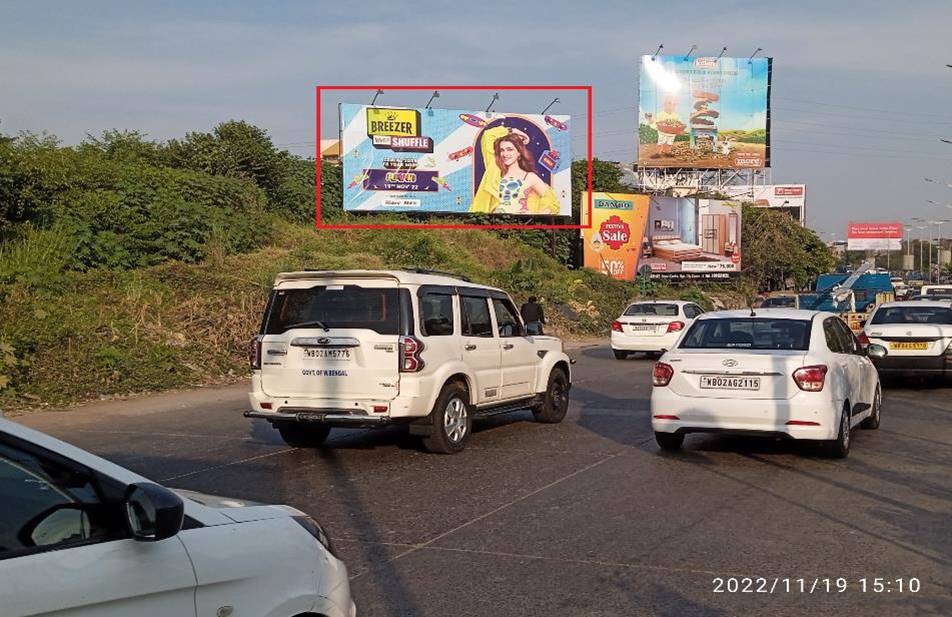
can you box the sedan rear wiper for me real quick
[283,320,331,332]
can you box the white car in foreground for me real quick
[650,309,886,458]
[0,418,355,617]
[610,300,705,359]
[862,301,952,380]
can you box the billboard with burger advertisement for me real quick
[847,221,903,251]
[582,194,743,281]
[340,103,571,216]
[638,54,771,169]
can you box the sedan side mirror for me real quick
[525,321,543,336]
[866,343,888,360]
[124,482,184,542]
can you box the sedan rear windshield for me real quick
[870,306,952,325]
[679,318,812,350]
[264,286,407,335]
[624,303,679,317]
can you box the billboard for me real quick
[340,103,571,216]
[847,222,903,251]
[638,55,771,169]
[581,195,742,281]
[581,192,649,280]
[721,184,805,225]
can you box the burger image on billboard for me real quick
[638,55,771,169]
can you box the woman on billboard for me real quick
[470,124,559,215]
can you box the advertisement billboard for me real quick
[638,55,771,169]
[721,184,805,225]
[340,103,572,216]
[642,197,743,280]
[581,192,649,280]
[847,222,903,251]
[581,195,742,281]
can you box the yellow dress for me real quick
[470,126,560,215]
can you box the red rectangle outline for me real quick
[316,85,593,230]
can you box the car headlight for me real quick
[292,515,338,558]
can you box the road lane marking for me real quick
[160,447,297,482]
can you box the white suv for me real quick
[246,270,572,453]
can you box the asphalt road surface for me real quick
[13,344,952,616]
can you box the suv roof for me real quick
[274,269,501,291]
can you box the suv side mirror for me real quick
[866,343,888,360]
[124,482,184,542]
[525,321,543,336]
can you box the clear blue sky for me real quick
[2,0,951,237]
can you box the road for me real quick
[13,344,952,616]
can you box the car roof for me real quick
[697,308,829,320]
[274,269,503,291]
[877,300,952,308]
[626,299,693,306]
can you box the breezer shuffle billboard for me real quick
[341,103,572,216]
[847,221,903,251]
[638,55,771,169]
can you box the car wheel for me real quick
[422,382,472,454]
[825,404,851,458]
[613,350,629,360]
[860,386,881,430]
[275,422,331,448]
[532,367,570,424]
[655,431,684,451]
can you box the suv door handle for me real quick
[503,343,515,350]
[465,344,477,351]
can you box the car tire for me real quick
[422,382,472,454]
[860,386,881,430]
[613,350,629,360]
[532,367,570,424]
[275,422,331,448]
[825,404,851,459]
[655,431,684,451]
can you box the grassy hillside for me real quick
[0,219,708,410]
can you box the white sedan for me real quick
[650,309,885,458]
[0,418,356,617]
[862,300,952,380]
[611,300,705,359]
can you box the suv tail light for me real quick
[652,362,674,386]
[611,320,623,333]
[792,365,828,392]
[248,335,262,370]
[399,335,425,372]
[666,321,685,333]
[856,331,870,347]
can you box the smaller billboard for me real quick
[847,221,902,251]
[581,192,649,280]
[721,184,805,225]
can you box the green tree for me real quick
[742,205,835,291]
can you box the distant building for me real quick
[320,139,340,164]
[829,241,847,258]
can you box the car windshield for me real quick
[761,297,796,308]
[679,318,812,350]
[264,285,404,334]
[624,303,679,317]
[870,306,952,325]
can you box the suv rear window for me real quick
[680,318,812,350]
[624,303,679,317]
[264,286,407,335]
[871,306,952,325]
[761,297,797,308]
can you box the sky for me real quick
[2,0,951,237]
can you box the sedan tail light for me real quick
[792,364,828,392]
[666,321,685,333]
[248,335,263,370]
[653,362,674,387]
[611,320,623,333]
[856,331,870,347]
[399,335,425,372]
